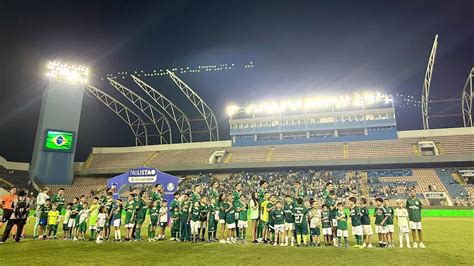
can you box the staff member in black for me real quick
[0,189,30,243]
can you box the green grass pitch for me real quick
[1,217,473,265]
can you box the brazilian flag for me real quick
[44,130,73,152]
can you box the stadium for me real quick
[1,1,473,265]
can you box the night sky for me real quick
[0,0,473,162]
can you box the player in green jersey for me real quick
[293,197,309,246]
[360,198,373,248]
[190,201,201,242]
[233,183,243,238]
[207,197,218,242]
[124,193,137,241]
[209,182,220,240]
[148,200,159,241]
[51,188,66,215]
[225,194,236,243]
[150,183,164,207]
[190,185,202,207]
[325,191,338,246]
[67,198,78,240]
[112,199,123,242]
[236,195,249,242]
[170,192,180,241]
[103,192,115,240]
[336,202,349,248]
[321,204,332,246]
[349,197,364,248]
[134,191,149,241]
[406,188,425,248]
[88,197,100,241]
[283,195,295,246]
[217,193,226,243]
[384,199,395,247]
[73,195,85,240]
[267,194,277,244]
[374,197,388,247]
[179,193,191,242]
[38,199,51,239]
[271,201,285,246]
[293,180,306,200]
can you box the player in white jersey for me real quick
[395,200,411,248]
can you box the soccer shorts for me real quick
[386,224,394,233]
[190,220,200,233]
[219,219,226,224]
[375,225,387,234]
[399,226,409,233]
[284,222,295,231]
[226,222,236,229]
[150,218,158,227]
[238,220,248,229]
[310,227,320,236]
[362,225,373,235]
[352,225,363,236]
[337,229,348,237]
[79,222,87,232]
[200,220,207,229]
[409,221,422,230]
[274,224,284,233]
[63,223,68,231]
[113,219,121,227]
[125,223,134,228]
[89,225,97,230]
[136,216,145,225]
[39,218,47,226]
[160,222,168,228]
[331,219,337,227]
[68,218,76,228]
[294,224,308,235]
[322,227,332,236]
[48,224,57,231]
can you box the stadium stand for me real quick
[86,151,154,170]
[47,177,108,200]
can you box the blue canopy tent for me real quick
[107,167,178,204]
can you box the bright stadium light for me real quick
[226,105,240,117]
[46,60,89,84]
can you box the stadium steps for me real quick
[266,147,275,161]
[451,172,466,184]
[0,177,14,188]
[436,143,445,155]
[143,152,160,166]
[411,144,421,156]
[83,153,95,169]
[223,152,233,163]
[343,143,349,159]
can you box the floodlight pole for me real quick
[167,70,219,141]
[131,75,193,143]
[462,67,474,127]
[108,78,172,144]
[421,34,438,130]
[84,84,148,146]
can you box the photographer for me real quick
[1,189,30,243]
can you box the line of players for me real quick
[18,180,425,248]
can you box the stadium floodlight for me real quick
[229,92,393,116]
[46,60,89,84]
[226,105,240,117]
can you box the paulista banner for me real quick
[106,167,178,204]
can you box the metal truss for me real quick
[84,84,148,146]
[421,34,438,130]
[108,78,172,144]
[167,70,219,141]
[462,67,474,127]
[131,75,192,143]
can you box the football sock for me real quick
[303,235,307,244]
[405,233,410,245]
[285,236,289,244]
[297,235,301,244]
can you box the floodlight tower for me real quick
[462,67,474,127]
[29,61,88,185]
